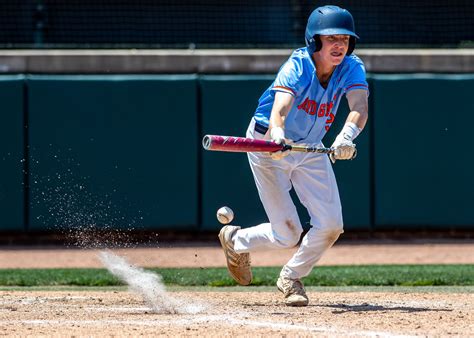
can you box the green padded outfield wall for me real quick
[200,75,371,231]
[373,74,474,229]
[200,76,274,231]
[27,75,198,231]
[0,76,25,231]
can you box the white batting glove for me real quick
[270,127,285,145]
[330,122,360,163]
[270,127,290,160]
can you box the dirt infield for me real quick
[1,242,473,268]
[0,289,472,336]
[1,242,473,336]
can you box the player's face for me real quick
[319,35,350,65]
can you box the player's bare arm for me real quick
[330,89,368,162]
[345,89,369,130]
[268,92,294,160]
[268,91,294,142]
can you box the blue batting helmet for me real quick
[305,5,359,55]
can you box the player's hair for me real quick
[305,5,358,55]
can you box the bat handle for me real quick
[283,144,334,154]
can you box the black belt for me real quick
[254,122,268,135]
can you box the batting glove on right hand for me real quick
[270,127,290,160]
[330,134,357,163]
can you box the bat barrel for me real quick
[202,135,213,150]
[202,135,283,153]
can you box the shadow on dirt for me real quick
[323,303,453,314]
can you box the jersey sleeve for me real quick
[271,54,307,97]
[344,58,369,94]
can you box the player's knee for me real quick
[322,219,344,245]
[276,233,301,248]
[274,233,301,248]
[325,227,343,244]
[272,219,303,248]
[323,213,344,232]
[320,216,344,241]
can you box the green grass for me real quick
[0,265,472,287]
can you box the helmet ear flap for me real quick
[314,35,322,52]
[347,36,356,55]
[305,35,317,54]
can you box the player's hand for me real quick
[270,127,290,160]
[330,134,357,163]
[270,148,290,160]
[270,127,285,145]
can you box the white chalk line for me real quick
[85,306,150,312]
[0,315,418,338]
[0,296,96,305]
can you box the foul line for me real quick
[0,315,419,338]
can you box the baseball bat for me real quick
[202,135,334,154]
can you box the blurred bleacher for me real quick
[0,0,472,49]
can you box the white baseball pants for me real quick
[232,119,344,280]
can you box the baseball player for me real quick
[219,5,369,306]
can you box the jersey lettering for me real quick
[317,103,326,117]
[298,98,336,131]
[325,102,334,116]
[325,112,335,124]
[297,97,317,116]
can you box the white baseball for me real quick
[216,206,234,224]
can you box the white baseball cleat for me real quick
[218,225,252,286]
[277,275,309,307]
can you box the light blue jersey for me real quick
[253,47,368,144]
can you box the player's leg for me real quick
[232,120,304,253]
[218,121,304,286]
[277,153,343,305]
[232,152,304,252]
[219,152,304,286]
[282,153,343,279]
